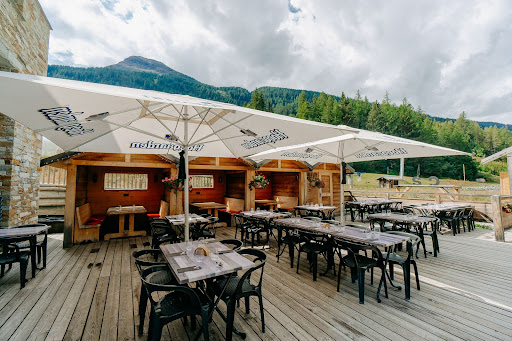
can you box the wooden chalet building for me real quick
[42,153,352,247]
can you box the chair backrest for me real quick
[236,248,267,293]
[220,239,243,251]
[298,230,328,244]
[306,209,325,219]
[133,249,166,273]
[140,265,203,314]
[76,203,94,228]
[334,239,383,266]
[385,231,418,259]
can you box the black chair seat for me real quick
[0,251,30,264]
[157,288,209,316]
[282,235,300,244]
[212,276,255,297]
[342,254,378,269]
[146,269,176,285]
[381,252,406,265]
[301,242,327,254]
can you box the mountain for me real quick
[48,56,510,130]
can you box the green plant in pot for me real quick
[249,174,270,190]
[307,175,325,188]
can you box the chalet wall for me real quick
[226,172,245,199]
[0,0,50,227]
[86,167,165,216]
[272,172,299,197]
[189,170,226,204]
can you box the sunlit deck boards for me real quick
[0,227,511,340]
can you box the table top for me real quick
[347,200,398,206]
[414,204,472,212]
[160,239,255,285]
[240,210,289,220]
[166,214,210,225]
[255,199,278,205]
[368,213,438,224]
[191,202,227,210]
[107,206,147,215]
[295,205,337,211]
[0,224,50,238]
[276,218,408,248]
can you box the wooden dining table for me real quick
[160,239,254,339]
[191,202,227,217]
[0,224,50,278]
[105,205,147,240]
[255,199,278,210]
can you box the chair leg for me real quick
[389,263,394,281]
[258,293,266,333]
[201,308,210,341]
[42,243,47,268]
[226,300,236,341]
[357,270,365,304]
[37,246,41,264]
[245,297,250,314]
[1,264,4,277]
[138,286,148,335]
[404,262,411,300]
[151,316,162,341]
[288,243,295,268]
[412,260,420,290]
[311,253,318,281]
[20,260,28,289]
[337,261,343,292]
[296,249,301,274]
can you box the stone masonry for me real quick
[0,0,51,227]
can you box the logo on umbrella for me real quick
[39,107,94,137]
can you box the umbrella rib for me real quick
[137,100,185,145]
[187,108,210,144]
[189,114,250,145]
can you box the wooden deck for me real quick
[1,227,512,340]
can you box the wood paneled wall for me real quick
[75,166,88,208]
[86,167,165,215]
[225,171,245,199]
[271,172,299,197]
[255,172,272,200]
[188,170,226,203]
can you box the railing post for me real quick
[491,195,505,242]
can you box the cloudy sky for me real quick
[40,0,512,124]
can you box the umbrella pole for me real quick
[340,161,346,226]
[184,108,190,241]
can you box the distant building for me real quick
[0,0,51,227]
[377,176,400,188]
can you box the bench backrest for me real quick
[274,196,298,209]
[159,200,169,218]
[224,197,245,212]
[76,203,93,228]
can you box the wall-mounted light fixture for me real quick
[92,173,98,183]
[218,176,223,183]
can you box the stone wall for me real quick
[0,0,51,227]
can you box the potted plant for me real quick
[503,203,512,213]
[162,175,192,193]
[307,175,325,189]
[249,174,270,190]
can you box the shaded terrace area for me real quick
[0,227,511,340]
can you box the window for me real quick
[104,173,148,190]
[190,175,214,188]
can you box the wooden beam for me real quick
[299,172,307,205]
[63,165,77,248]
[259,167,303,172]
[508,156,512,195]
[70,160,174,168]
[125,154,131,163]
[189,165,250,171]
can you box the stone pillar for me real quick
[0,115,42,227]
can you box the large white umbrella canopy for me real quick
[0,71,354,239]
[249,126,469,224]
[249,128,468,163]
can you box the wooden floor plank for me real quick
[99,239,122,341]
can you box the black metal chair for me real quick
[382,231,421,300]
[390,201,403,213]
[0,237,30,289]
[208,249,266,341]
[140,265,210,341]
[334,239,387,304]
[437,209,460,235]
[150,220,179,249]
[305,209,325,220]
[8,224,48,268]
[243,217,269,248]
[296,231,330,281]
[277,225,301,268]
[133,249,179,336]
[233,214,251,241]
[461,207,475,232]
[220,239,243,251]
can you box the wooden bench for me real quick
[75,203,104,243]
[147,200,169,219]
[219,197,245,227]
[274,196,298,212]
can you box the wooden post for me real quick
[491,195,505,242]
[507,156,512,196]
[340,162,345,225]
[435,193,441,204]
[298,171,307,205]
[245,169,255,211]
[63,164,77,248]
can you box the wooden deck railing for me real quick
[40,166,66,186]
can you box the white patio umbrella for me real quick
[0,71,354,239]
[249,127,469,223]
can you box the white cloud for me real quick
[40,0,512,124]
